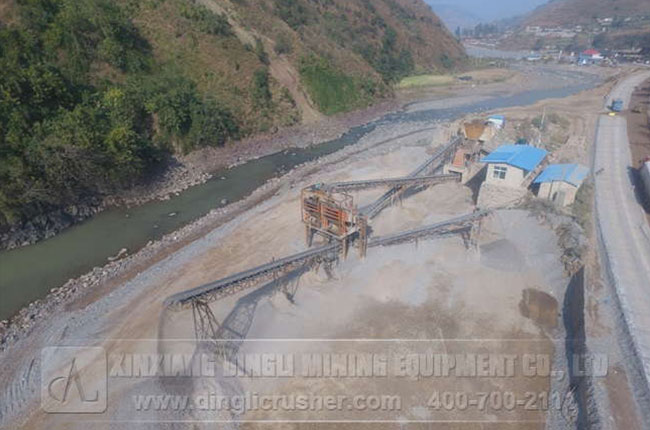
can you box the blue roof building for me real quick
[481,145,548,189]
[481,145,548,173]
[487,114,506,129]
[534,164,589,187]
[533,163,589,206]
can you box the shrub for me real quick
[439,54,455,70]
[179,2,232,36]
[188,98,239,150]
[251,67,272,108]
[274,0,311,30]
[274,33,292,55]
[254,38,269,65]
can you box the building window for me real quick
[493,166,507,180]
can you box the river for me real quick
[0,67,601,320]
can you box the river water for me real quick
[0,68,600,320]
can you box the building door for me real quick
[552,191,566,206]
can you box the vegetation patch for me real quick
[0,0,239,227]
[298,56,381,115]
[273,0,313,30]
[0,0,465,231]
[178,1,232,36]
[251,67,272,109]
[397,74,454,88]
[356,26,415,83]
[572,181,594,234]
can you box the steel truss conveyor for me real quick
[324,173,459,193]
[362,136,461,219]
[164,209,490,310]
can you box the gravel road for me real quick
[594,70,650,416]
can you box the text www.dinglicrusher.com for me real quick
[133,392,402,414]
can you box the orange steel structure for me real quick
[301,185,368,257]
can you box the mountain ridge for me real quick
[522,0,650,27]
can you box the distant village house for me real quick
[579,49,604,65]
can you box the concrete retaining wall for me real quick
[640,162,650,201]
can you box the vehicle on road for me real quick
[611,98,624,112]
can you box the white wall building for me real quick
[481,144,548,189]
[533,163,589,206]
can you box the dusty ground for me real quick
[17,141,569,429]
[1,65,638,429]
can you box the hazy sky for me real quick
[425,0,549,23]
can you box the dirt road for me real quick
[594,70,650,418]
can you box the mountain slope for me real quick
[201,0,465,113]
[425,3,482,31]
[523,0,650,26]
[0,0,464,240]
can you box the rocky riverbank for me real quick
[0,98,400,252]
[0,115,450,353]
[0,202,102,250]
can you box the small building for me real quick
[487,115,506,129]
[533,163,589,206]
[579,49,604,65]
[526,53,542,62]
[481,144,548,189]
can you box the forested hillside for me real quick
[518,0,650,52]
[523,0,650,26]
[0,0,464,236]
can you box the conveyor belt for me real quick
[410,136,462,177]
[164,243,340,309]
[325,174,460,192]
[362,136,461,218]
[163,208,489,310]
[369,210,490,248]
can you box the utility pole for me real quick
[537,106,546,147]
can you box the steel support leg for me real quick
[358,216,368,259]
[192,300,223,354]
